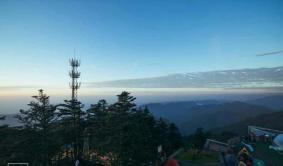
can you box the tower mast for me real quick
[69,58,81,100]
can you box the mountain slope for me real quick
[247,95,283,110]
[147,101,274,135]
[179,102,274,134]
[211,111,283,136]
[147,100,224,124]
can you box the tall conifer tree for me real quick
[17,89,57,166]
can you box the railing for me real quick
[7,163,29,166]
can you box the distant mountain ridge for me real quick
[89,66,283,88]
[146,100,275,135]
[179,102,274,134]
[211,111,283,136]
[147,100,226,125]
[2,96,283,135]
[247,95,283,110]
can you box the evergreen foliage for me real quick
[0,91,182,165]
[58,98,85,160]
[15,89,58,166]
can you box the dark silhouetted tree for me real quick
[168,123,182,152]
[16,89,58,166]
[85,92,178,165]
[58,98,84,160]
[86,99,112,158]
[190,128,207,150]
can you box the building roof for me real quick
[250,127,277,137]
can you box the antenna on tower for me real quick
[69,57,81,100]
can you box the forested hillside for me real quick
[147,101,274,135]
[211,111,283,136]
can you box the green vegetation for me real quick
[0,91,182,166]
[211,111,283,137]
[185,127,210,154]
[16,89,59,166]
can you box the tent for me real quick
[272,134,283,151]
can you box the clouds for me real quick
[0,85,69,96]
[0,86,37,91]
[88,66,283,89]
[256,50,283,56]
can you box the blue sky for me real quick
[0,0,283,88]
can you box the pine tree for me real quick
[167,123,182,152]
[109,92,158,165]
[85,91,183,165]
[112,92,136,165]
[155,118,170,155]
[16,89,57,166]
[113,91,136,113]
[191,128,206,150]
[86,99,112,157]
[58,98,84,160]
[125,107,158,165]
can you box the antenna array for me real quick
[69,58,81,100]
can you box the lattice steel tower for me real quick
[69,58,81,100]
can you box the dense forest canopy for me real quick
[0,90,182,166]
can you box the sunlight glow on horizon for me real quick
[0,86,280,97]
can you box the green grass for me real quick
[254,142,283,165]
[175,150,219,164]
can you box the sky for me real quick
[0,0,283,97]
